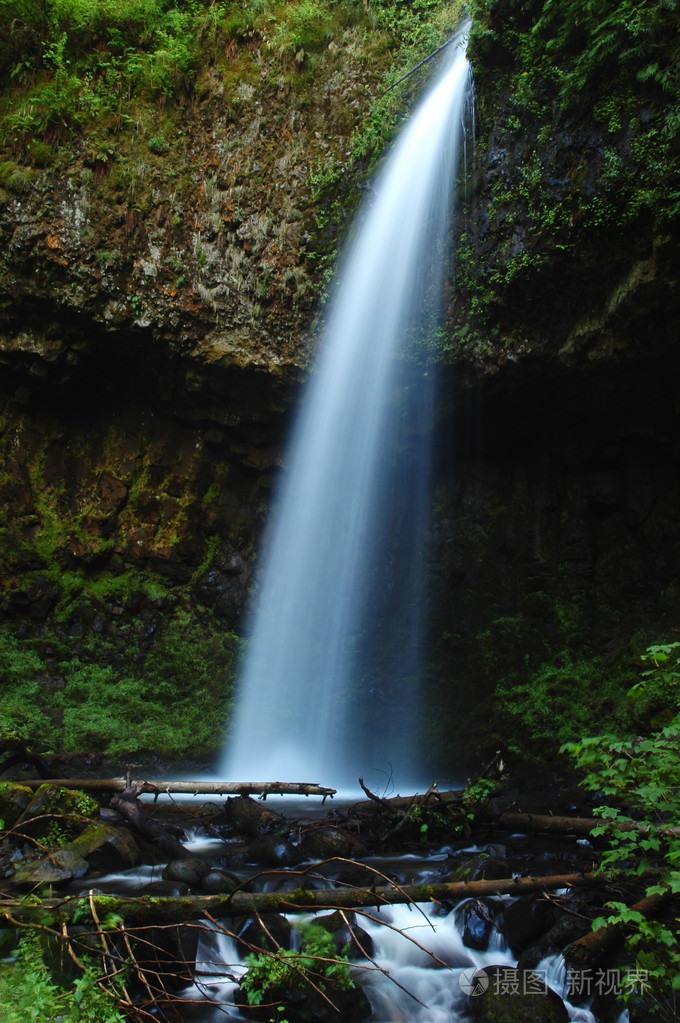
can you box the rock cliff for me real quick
[1,0,679,765]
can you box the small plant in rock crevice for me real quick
[240,921,355,1007]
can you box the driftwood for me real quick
[1,871,602,928]
[564,888,671,968]
[17,778,337,798]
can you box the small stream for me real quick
[82,813,631,1023]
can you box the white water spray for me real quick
[222,26,472,790]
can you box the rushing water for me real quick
[222,25,473,792]
[178,897,611,1023]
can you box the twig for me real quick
[358,776,391,808]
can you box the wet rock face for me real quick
[0,343,295,632]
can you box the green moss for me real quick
[0,609,240,758]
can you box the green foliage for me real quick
[0,0,200,142]
[495,656,632,754]
[0,930,125,1022]
[0,611,239,757]
[563,643,680,1002]
[241,922,354,1007]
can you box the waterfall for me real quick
[221,24,472,791]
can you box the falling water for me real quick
[222,24,472,790]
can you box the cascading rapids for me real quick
[221,25,473,791]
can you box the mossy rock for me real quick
[450,854,508,883]
[11,856,80,889]
[0,782,34,827]
[15,784,99,841]
[66,821,141,870]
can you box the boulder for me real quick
[66,822,141,871]
[301,826,364,861]
[455,898,501,951]
[0,782,34,827]
[501,896,561,953]
[224,796,284,837]
[201,868,241,894]
[247,834,302,867]
[163,856,210,886]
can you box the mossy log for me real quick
[1,872,602,928]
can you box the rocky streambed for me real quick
[0,762,661,1022]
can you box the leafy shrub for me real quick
[563,643,680,1006]
[0,930,126,1022]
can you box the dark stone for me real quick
[234,974,372,1023]
[142,880,190,896]
[519,913,590,971]
[163,855,210,886]
[301,826,364,861]
[315,911,374,958]
[501,896,560,953]
[455,897,501,951]
[226,795,284,837]
[134,924,199,992]
[247,834,302,867]
[201,868,241,894]
[234,914,292,955]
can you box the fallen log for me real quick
[1,871,603,928]
[17,779,337,798]
[485,811,680,840]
